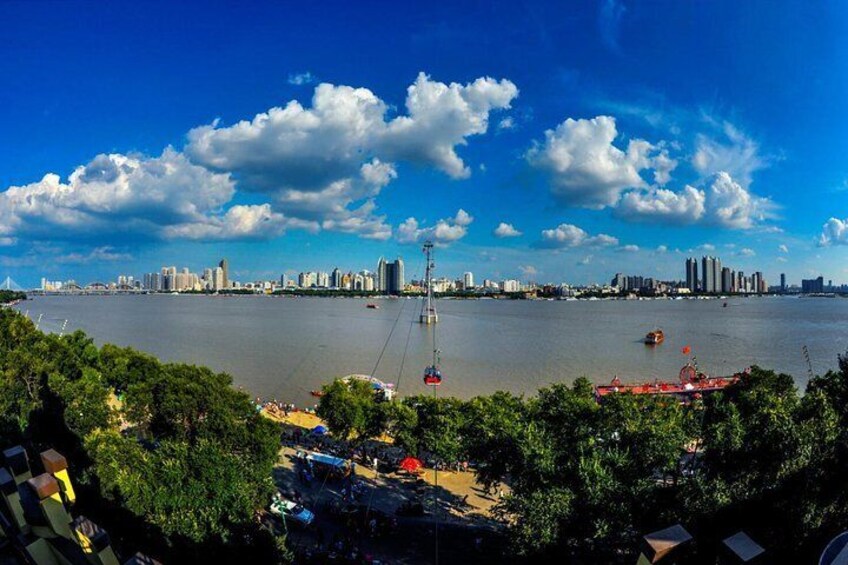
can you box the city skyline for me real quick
[31,251,836,295]
[4,2,848,287]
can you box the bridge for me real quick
[28,282,149,295]
[1,277,24,291]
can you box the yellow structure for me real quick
[73,516,120,565]
[40,450,76,505]
[0,445,159,565]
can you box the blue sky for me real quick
[3,0,848,287]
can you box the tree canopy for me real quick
[0,308,286,562]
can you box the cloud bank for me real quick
[1,73,517,252]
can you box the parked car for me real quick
[270,494,315,526]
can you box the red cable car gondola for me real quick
[423,365,442,386]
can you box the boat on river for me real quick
[645,329,665,345]
[595,363,746,402]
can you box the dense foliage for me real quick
[0,291,26,304]
[0,309,286,562]
[319,367,848,562]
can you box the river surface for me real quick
[14,294,848,404]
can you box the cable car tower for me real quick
[419,241,438,324]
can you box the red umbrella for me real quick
[399,457,423,473]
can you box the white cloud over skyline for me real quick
[0,72,802,284]
[493,222,522,238]
[0,149,236,242]
[536,223,619,249]
[396,209,474,246]
[1,73,515,248]
[819,218,848,247]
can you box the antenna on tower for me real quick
[419,241,438,324]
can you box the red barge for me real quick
[595,363,748,402]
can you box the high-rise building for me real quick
[721,267,733,293]
[376,257,404,295]
[376,258,387,292]
[701,256,721,293]
[780,273,786,292]
[701,257,713,293]
[212,267,224,291]
[501,279,521,293]
[685,258,699,292]
[612,273,625,289]
[358,271,376,291]
[317,272,330,288]
[219,258,229,289]
[802,276,824,293]
[463,272,475,290]
[297,272,319,288]
[143,272,160,291]
[713,257,722,293]
[160,266,177,291]
[331,268,342,288]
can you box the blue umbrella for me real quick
[312,425,328,435]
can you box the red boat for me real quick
[595,364,747,402]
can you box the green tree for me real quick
[402,395,467,462]
[462,391,527,488]
[99,344,162,393]
[48,366,113,437]
[316,378,386,442]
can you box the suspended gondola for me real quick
[423,365,442,386]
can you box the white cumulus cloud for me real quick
[396,209,474,246]
[706,172,774,229]
[536,223,619,249]
[187,73,516,188]
[493,222,522,238]
[162,204,298,241]
[819,218,848,246]
[185,72,515,239]
[0,149,238,242]
[616,172,774,229]
[2,73,515,254]
[526,115,674,209]
[617,185,705,224]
